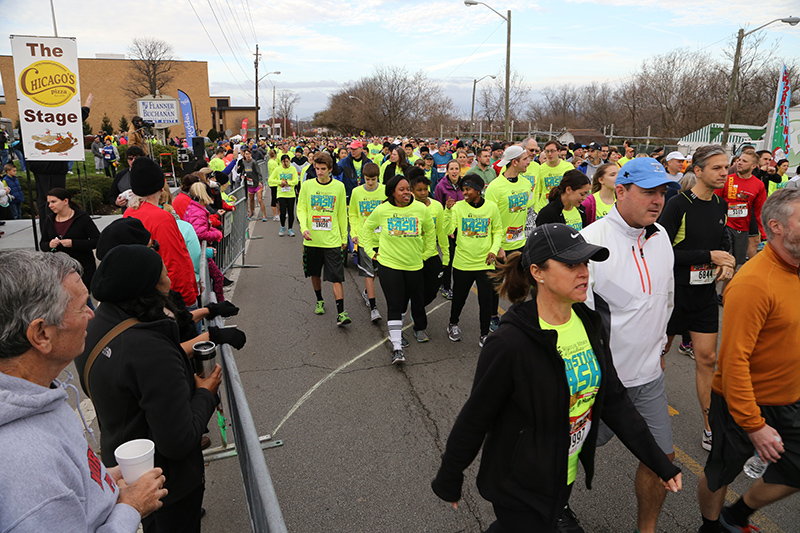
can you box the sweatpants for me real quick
[449,268,493,336]
[378,263,426,350]
[278,197,295,228]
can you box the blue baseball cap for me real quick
[617,158,680,189]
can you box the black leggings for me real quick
[270,186,278,207]
[142,483,204,533]
[278,197,295,228]
[450,268,493,335]
[423,255,443,306]
[378,263,427,330]
[440,235,457,290]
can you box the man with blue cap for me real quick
[579,157,681,533]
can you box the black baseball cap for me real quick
[522,223,609,266]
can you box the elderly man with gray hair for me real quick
[0,250,167,532]
[697,188,800,533]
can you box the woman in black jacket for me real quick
[40,188,100,298]
[432,223,681,532]
[75,245,222,533]
[535,169,591,230]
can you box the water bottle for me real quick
[743,452,768,479]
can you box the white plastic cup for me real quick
[114,439,155,484]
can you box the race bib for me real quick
[280,185,292,193]
[690,264,715,285]
[568,408,592,457]
[312,215,332,231]
[506,225,523,243]
[246,178,255,187]
[728,202,747,218]
[437,164,447,174]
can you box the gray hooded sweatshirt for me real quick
[0,371,141,532]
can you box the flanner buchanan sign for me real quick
[136,96,181,128]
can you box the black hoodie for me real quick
[432,299,680,525]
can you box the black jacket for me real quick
[39,208,100,290]
[535,194,588,228]
[108,168,133,205]
[74,303,219,506]
[431,299,680,525]
[337,153,370,201]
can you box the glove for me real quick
[208,326,247,350]
[206,301,239,319]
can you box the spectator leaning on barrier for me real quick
[75,245,222,533]
[0,250,167,532]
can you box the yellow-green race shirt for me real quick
[539,310,601,485]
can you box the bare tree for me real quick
[476,69,531,129]
[276,90,301,122]
[124,38,179,100]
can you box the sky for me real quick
[1,0,799,123]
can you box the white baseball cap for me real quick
[498,145,526,167]
[665,151,686,162]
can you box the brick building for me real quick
[0,55,255,140]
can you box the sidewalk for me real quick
[0,215,123,250]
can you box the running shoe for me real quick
[414,330,430,343]
[719,506,761,532]
[262,217,267,222]
[370,308,382,322]
[401,334,409,347]
[315,301,325,315]
[441,287,453,300]
[702,429,713,452]
[555,504,585,533]
[447,323,462,342]
[279,227,286,237]
[288,229,295,237]
[247,213,253,220]
[479,335,488,347]
[678,341,695,359]
[222,276,234,287]
[391,349,405,365]
[336,311,351,327]
[273,215,280,221]
[489,315,500,332]
[362,289,371,307]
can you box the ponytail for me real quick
[490,251,539,304]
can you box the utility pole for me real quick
[254,44,259,140]
[504,9,511,141]
[273,85,277,140]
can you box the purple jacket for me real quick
[182,200,222,243]
[434,177,464,207]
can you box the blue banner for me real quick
[177,89,196,150]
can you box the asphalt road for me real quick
[78,215,799,532]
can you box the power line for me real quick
[440,20,505,83]
[204,0,255,82]
[185,0,254,99]
[242,0,259,45]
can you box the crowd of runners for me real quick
[1,130,798,533]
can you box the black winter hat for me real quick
[92,245,164,303]
[130,157,166,197]
[96,218,151,260]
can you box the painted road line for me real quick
[271,299,451,437]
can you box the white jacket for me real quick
[581,207,674,388]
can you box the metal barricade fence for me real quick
[199,243,287,533]
[217,185,249,274]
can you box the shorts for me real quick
[357,246,376,278]
[247,185,261,194]
[667,282,719,335]
[748,216,759,237]
[729,228,749,266]
[704,392,800,492]
[303,245,345,283]
[597,372,674,455]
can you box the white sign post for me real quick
[10,35,84,161]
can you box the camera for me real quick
[141,119,155,128]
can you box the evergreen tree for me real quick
[118,116,129,133]
[207,128,218,142]
[100,114,113,136]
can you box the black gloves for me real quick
[208,326,247,350]
[206,301,240,319]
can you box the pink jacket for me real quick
[182,200,222,243]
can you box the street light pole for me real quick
[470,75,496,133]
[721,16,799,147]
[254,44,259,140]
[465,1,511,140]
